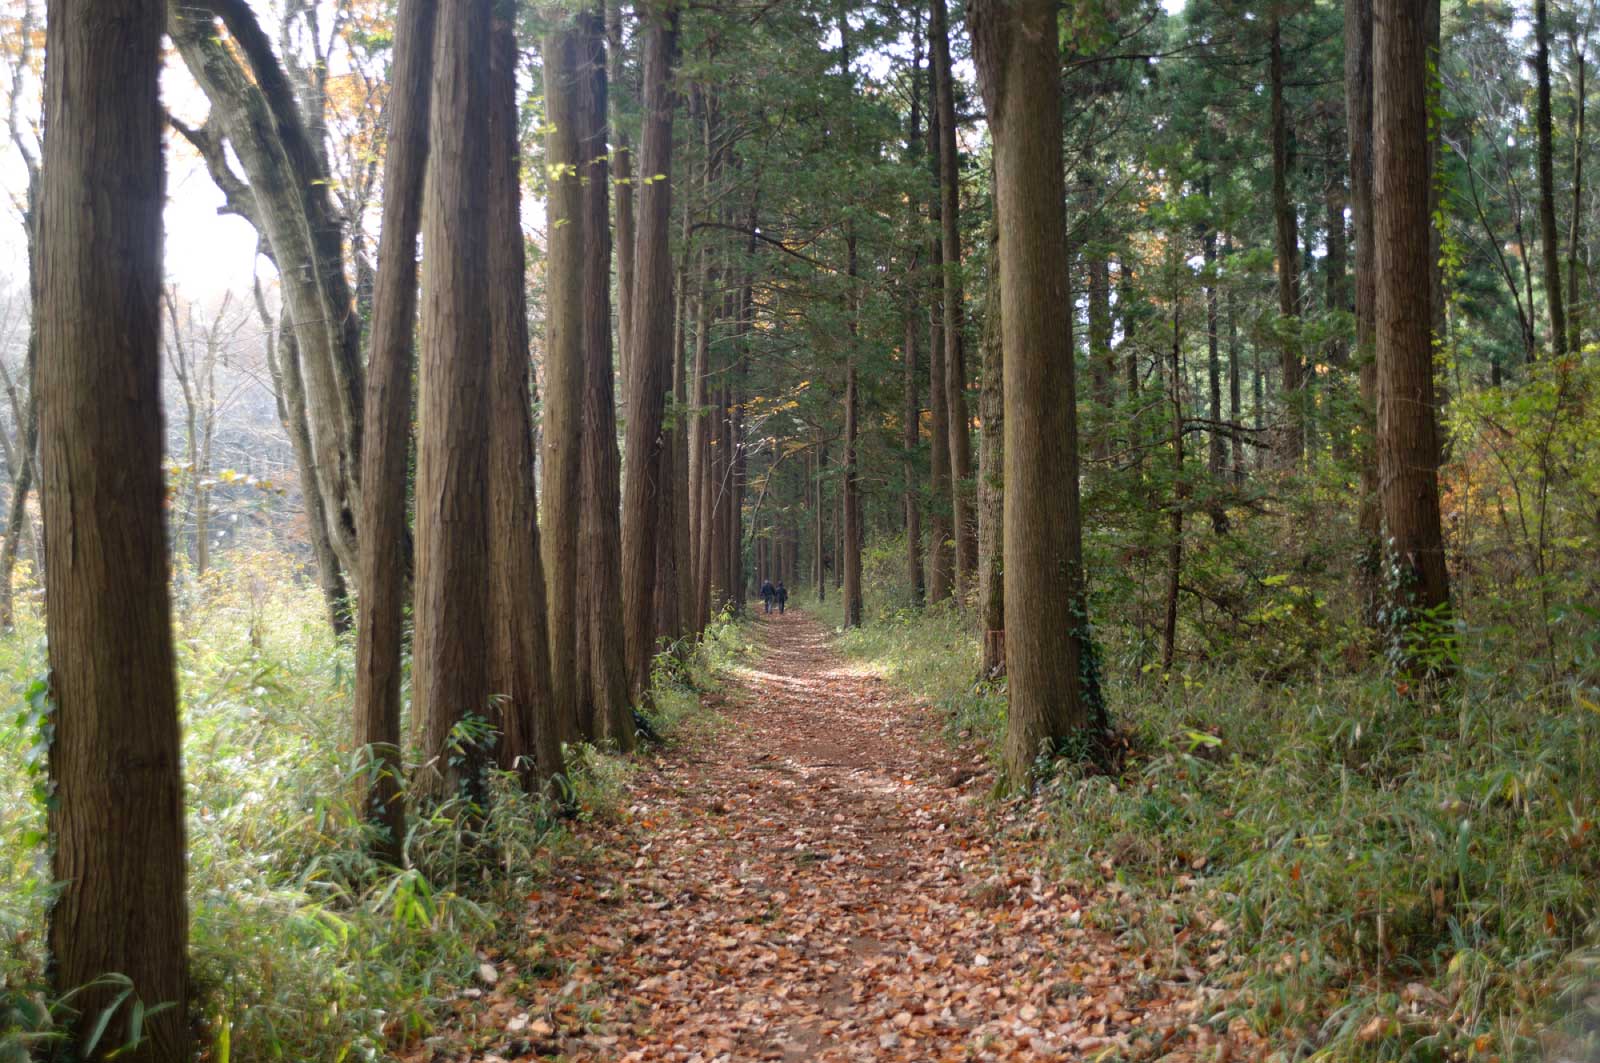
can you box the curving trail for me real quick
[461,610,1248,1063]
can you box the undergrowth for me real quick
[820,589,1600,1062]
[0,549,733,1062]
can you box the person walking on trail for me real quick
[776,581,789,615]
[760,578,775,614]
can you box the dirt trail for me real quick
[468,610,1237,1062]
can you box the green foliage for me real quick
[0,546,716,1061]
[826,601,1600,1062]
[1047,670,1600,1061]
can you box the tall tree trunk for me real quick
[653,165,684,650]
[971,0,1104,785]
[622,0,680,698]
[1204,180,1224,480]
[1569,32,1588,353]
[1225,237,1245,483]
[1120,259,1140,399]
[1162,304,1183,672]
[654,400,682,650]
[691,249,716,629]
[258,296,352,631]
[729,272,751,608]
[1347,0,1384,622]
[576,7,635,747]
[1536,0,1568,357]
[672,210,695,639]
[844,231,864,627]
[978,216,1005,675]
[1325,143,1352,462]
[712,381,732,608]
[169,0,364,577]
[903,296,925,605]
[1375,0,1452,657]
[1253,319,1266,471]
[814,440,829,601]
[541,23,587,743]
[1426,0,1445,369]
[926,91,955,605]
[608,0,637,396]
[931,0,976,597]
[40,0,189,1054]
[353,0,435,856]
[1301,209,1321,462]
[833,453,843,591]
[1087,249,1114,461]
[688,88,718,631]
[489,6,563,782]
[414,0,494,801]
[719,216,755,611]
[1270,13,1304,465]
[904,28,927,607]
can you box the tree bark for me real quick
[541,23,587,743]
[1536,0,1568,357]
[413,0,494,800]
[1325,141,1352,462]
[691,248,716,629]
[729,267,752,607]
[169,0,364,579]
[608,0,638,398]
[978,215,1005,675]
[1120,259,1140,399]
[688,88,718,631]
[489,6,564,782]
[1203,180,1224,479]
[931,0,976,597]
[1347,0,1384,621]
[970,0,1104,785]
[814,439,829,601]
[903,295,926,606]
[904,27,927,607]
[1270,13,1304,465]
[711,380,732,608]
[1162,303,1183,672]
[1569,28,1588,353]
[672,204,695,640]
[256,291,352,631]
[1374,0,1452,655]
[1087,248,1114,461]
[41,0,189,1053]
[353,0,435,859]
[654,394,682,647]
[1225,236,1245,485]
[622,0,680,697]
[578,6,636,748]
[844,231,864,627]
[926,81,955,605]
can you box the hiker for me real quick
[760,578,775,614]
[776,580,789,615]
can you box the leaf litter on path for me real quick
[447,611,1257,1062]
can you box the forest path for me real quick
[465,610,1230,1063]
